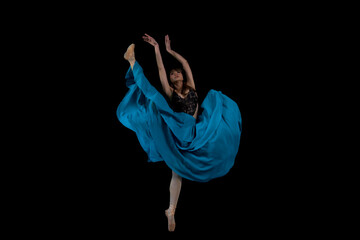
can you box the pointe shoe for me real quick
[165,207,176,232]
[124,43,135,61]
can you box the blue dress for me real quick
[117,61,242,182]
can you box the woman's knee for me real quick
[172,171,182,181]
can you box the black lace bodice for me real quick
[171,89,198,116]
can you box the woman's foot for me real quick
[165,207,176,232]
[124,43,135,61]
[124,43,135,69]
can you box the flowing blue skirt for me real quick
[117,62,242,182]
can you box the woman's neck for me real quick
[173,81,183,92]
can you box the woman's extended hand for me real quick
[165,34,172,53]
[143,33,158,47]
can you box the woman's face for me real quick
[170,69,184,83]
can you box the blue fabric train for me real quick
[117,62,242,182]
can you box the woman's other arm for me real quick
[165,35,196,90]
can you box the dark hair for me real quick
[169,67,193,95]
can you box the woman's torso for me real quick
[171,88,199,117]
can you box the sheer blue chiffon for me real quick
[117,62,242,182]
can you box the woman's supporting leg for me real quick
[166,171,182,232]
[124,43,135,69]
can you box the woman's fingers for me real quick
[143,33,158,46]
[165,35,171,51]
[144,33,154,41]
[143,34,154,41]
[143,35,151,43]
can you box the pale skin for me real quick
[124,34,198,231]
[143,34,196,232]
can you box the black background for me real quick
[18,5,328,238]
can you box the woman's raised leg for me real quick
[166,171,182,232]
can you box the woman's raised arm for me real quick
[143,34,173,98]
[165,35,196,90]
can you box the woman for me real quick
[118,34,242,232]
